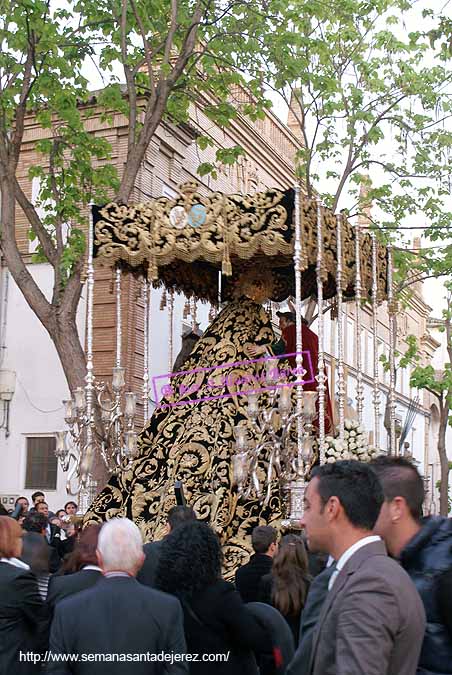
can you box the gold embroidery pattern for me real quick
[92,187,387,305]
[84,298,283,578]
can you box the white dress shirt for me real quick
[82,565,102,572]
[328,535,381,590]
[0,556,30,570]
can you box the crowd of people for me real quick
[1,457,452,674]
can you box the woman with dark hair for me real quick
[156,521,271,674]
[47,524,102,614]
[258,534,311,643]
[0,516,48,673]
[21,532,51,600]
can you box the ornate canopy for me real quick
[93,182,387,305]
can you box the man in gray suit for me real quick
[300,460,425,675]
[48,518,188,674]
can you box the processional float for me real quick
[56,182,396,523]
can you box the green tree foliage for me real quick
[0,0,268,398]
[385,282,452,515]
[250,0,452,229]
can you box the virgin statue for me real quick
[84,269,284,575]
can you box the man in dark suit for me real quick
[235,526,278,603]
[23,511,62,573]
[35,502,62,547]
[48,517,188,674]
[47,524,102,614]
[301,460,425,675]
[137,505,196,588]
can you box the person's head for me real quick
[96,518,144,576]
[31,491,45,506]
[277,311,296,331]
[166,505,196,535]
[64,501,78,516]
[251,525,278,557]
[15,497,29,513]
[21,532,50,575]
[234,269,275,304]
[22,512,48,536]
[370,456,424,557]
[35,501,49,518]
[301,460,384,558]
[56,509,66,519]
[0,516,23,558]
[156,521,222,598]
[62,524,101,573]
[271,534,310,616]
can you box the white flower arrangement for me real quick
[322,419,380,464]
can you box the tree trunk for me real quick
[437,405,450,516]
[52,316,109,488]
[0,178,109,490]
[51,315,87,394]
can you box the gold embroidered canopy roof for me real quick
[93,183,387,305]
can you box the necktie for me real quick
[327,562,338,591]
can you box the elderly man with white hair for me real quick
[47,518,188,675]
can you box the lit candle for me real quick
[124,392,137,418]
[74,387,86,411]
[63,400,74,424]
[112,366,126,392]
[234,425,248,450]
[124,430,138,457]
[303,392,318,419]
[55,431,68,458]
[278,386,292,415]
[247,393,259,419]
[266,358,279,384]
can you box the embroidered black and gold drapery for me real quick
[92,183,388,305]
[84,297,283,577]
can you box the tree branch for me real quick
[11,25,36,169]
[163,0,179,70]
[12,176,57,266]
[0,179,52,330]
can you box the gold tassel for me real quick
[222,258,232,276]
[147,255,158,281]
[222,200,232,276]
[160,289,167,311]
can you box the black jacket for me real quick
[235,554,273,604]
[179,579,270,675]
[137,541,164,588]
[0,561,49,675]
[47,575,187,674]
[400,516,452,675]
[47,568,102,614]
[286,565,334,675]
[247,603,295,675]
[46,525,65,573]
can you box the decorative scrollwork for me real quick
[92,185,388,306]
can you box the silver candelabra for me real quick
[232,359,318,529]
[55,210,140,508]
